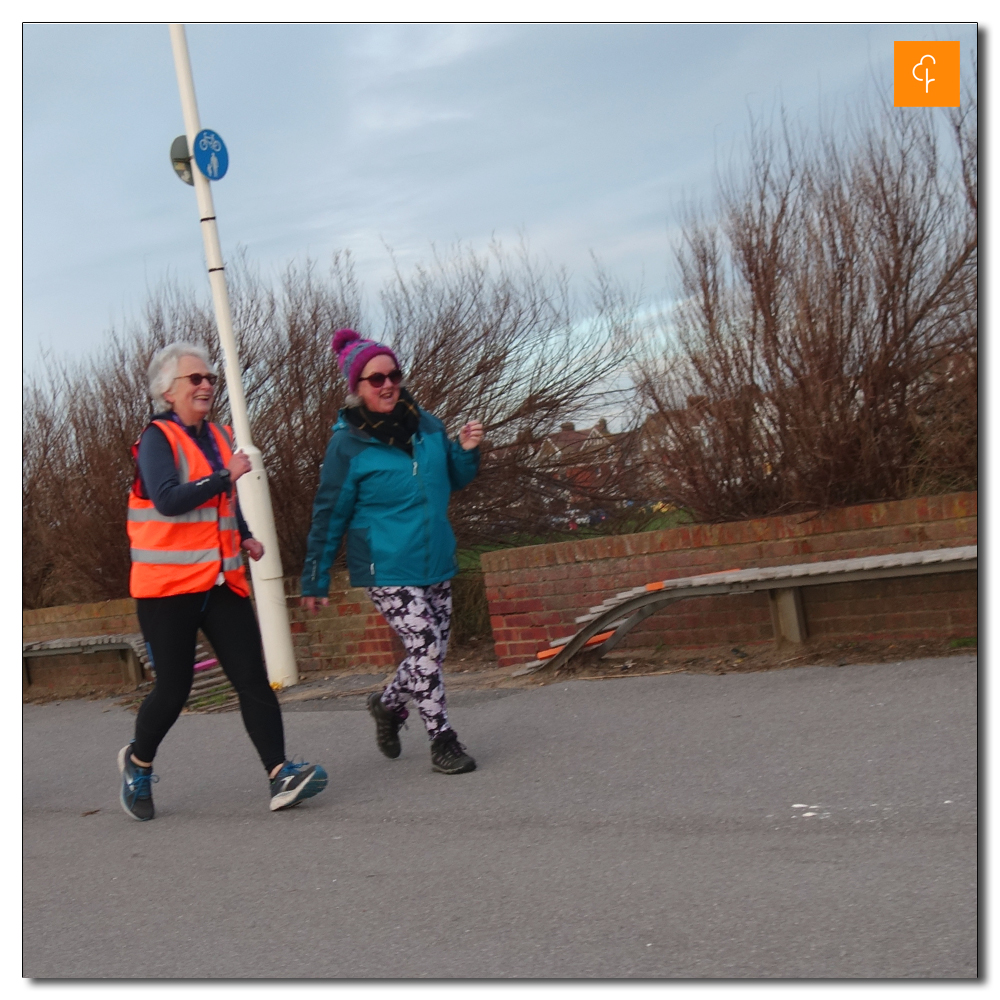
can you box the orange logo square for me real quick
[894,41,961,107]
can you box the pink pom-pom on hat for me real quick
[330,328,401,392]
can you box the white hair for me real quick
[148,341,215,412]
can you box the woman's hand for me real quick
[300,596,330,615]
[242,538,264,561]
[459,420,484,451]
[227,450,253,482]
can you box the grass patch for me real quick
[949,636,977,648]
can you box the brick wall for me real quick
[286,571,404,674]
[23,577,402,692]
[22,598,139,644]
[23,599,141,700]
[481,492,978,669]
[23,492,978,685]
[24,649,139,700]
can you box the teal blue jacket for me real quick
[300,408,480,594]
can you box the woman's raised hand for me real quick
[227,450,253,481]
[459,421,484,451]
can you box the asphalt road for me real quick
[23,655,977,979]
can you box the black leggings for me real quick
[133,585,286,773]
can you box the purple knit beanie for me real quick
[331,329,401,393]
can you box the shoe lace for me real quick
[377,704,408,734]
[276,758,312,779]
[130,771,158,799]
[435,733,466,761]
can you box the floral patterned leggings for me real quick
[366,581,453,740]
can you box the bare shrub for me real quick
[637,86,977,522]
[380,242,648,546]
[23,245,648,608]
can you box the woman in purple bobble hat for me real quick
[300,329,484,774]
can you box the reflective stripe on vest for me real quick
[127,507,219,523]
[130,547,220,564]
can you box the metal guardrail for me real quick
[512,545,977,677]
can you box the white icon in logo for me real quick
[912,54,936,94]
[207,152,219,178]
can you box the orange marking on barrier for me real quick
[646,567,741,592]
[536,630,617,660]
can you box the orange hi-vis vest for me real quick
[128,419,250,599]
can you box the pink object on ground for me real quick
[193,658,218,672]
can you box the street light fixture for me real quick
[170,135,194,185]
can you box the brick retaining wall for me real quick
[285,571,404,674]
[22,598,139,644]
[22,575,402,699]
[480,492,978,669]
[22,599,144,698]
[23,493,978,689]
[24,649,141,699]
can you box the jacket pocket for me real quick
[346,527,376,584]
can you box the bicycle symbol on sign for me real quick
[198,132,223,153]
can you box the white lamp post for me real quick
[168,23,298,687]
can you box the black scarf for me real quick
[345,386,421,456]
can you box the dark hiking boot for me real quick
[269,759,329,811]
[430,729,476,774]
[367,692,407,759]
[118,743,158,821]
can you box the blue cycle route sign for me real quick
[193,129,229,180]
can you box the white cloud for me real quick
[351,102,474,135]
[346,24,509,81]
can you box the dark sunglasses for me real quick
[356,369,403,388]
[174,372,219,387]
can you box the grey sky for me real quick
[22,22,978,369]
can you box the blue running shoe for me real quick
[269,759,328,811]
[118,743,158,821]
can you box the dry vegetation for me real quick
[635,90,977,521]
[23,86,977,615]
[23,245,648,609]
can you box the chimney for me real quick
[560,422,575,432]
[596,418,608,433]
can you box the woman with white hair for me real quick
[119,341,328,821]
